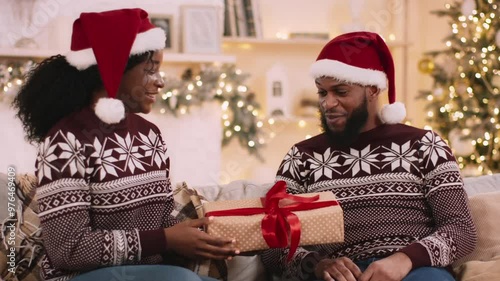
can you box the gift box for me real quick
[203,181,344,259]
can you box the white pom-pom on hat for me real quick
[94,98,125,124]
[380,102,406,124]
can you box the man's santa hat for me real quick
[66,8,165,124]
[310,31,406,124]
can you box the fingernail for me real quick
[231,239,236,243]
[235,250,240,254]
[208,216,214,221]
[227,256,232,260]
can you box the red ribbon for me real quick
[205,181,339,261]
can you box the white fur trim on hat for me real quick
[66,27,166,70]
[94,97,126,124]
[310,59,388,90]
[379,102,406,124]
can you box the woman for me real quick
[13,8,238,281]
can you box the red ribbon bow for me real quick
[205,181,339,261]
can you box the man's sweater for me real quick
[261,124,477,280]
[35,107,177,281]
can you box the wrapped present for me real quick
[203,181,344,260]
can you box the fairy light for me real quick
[185,94,192,100]
[225,130,232,137]
[298,120,307,128]
[234,125,241,132]
[256,121,263,128]
[160,108,166,114]
[268,118,275,125]
[225,85,233,92]
[196,80,203,87]
[224,120,230,127]
[237,101,244,108]
[248,141,255,147]
[237,85,247,92]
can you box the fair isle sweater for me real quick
[35,107,177,281]
[261,124,477,280]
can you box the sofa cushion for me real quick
[174,182,228,280]
[453,191,500,279]
[463,174,500,196]
[455,256,500,281]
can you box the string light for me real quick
[417,0,500,174]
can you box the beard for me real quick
[320,96,369,146]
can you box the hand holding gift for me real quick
[203,181,344,260]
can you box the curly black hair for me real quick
[12,51,154,143]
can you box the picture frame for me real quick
[181,5,221,54]
[150,14,178,53]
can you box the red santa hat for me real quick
[65,8,165,124]
[309,31,406,124]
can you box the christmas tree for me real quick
[418,0,500,175]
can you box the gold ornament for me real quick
[418,58,435,74]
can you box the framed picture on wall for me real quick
[150,14,177,52]
[181,5,221,54]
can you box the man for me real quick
[260,31,477,281]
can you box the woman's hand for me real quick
[164,217,240,260]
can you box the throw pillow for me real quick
[173,182,228,281]
[453,191,500,276]
[0,173,44,281]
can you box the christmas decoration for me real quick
[460,0,476,16]
[0,60,34,104]
[160,64,266,160]
[417,57,435,74]
[417,0,500,174]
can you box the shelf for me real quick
[163,53,236,64]
[0,48,62,59]
[223,37,329,46]
[0,48,237,64]
[222,37,411,48]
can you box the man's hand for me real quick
[358,252,412,281]
[164,217,240,260]
[314,257,362,281]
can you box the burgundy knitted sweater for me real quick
[35,107,177,281]
[261,124,477,280]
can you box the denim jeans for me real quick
[354,257,455,281]
[70,264,218,281]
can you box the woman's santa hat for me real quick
[65,8,165,124]
[310,31,406,124]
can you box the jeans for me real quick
[354,257,455,281]
[70,265,218,281]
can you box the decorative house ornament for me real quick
[265,63,290,118]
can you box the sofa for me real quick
[1,173,499,281]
